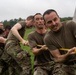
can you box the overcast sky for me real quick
[0,0,76,21]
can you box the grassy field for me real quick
[21,27,35,69]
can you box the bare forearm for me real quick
[55,53,69,62]
[32,47,44,55]
[51,48,76,63]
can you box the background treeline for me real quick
[2,17,72,28]
[2,18,24,28]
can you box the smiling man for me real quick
[43,9,76,75]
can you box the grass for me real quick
[21,27,35,70]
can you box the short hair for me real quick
[34,13,41,16]
[26,15,34,20]
[0,22,3,25]
[43,9,59,18]
[34,13,42,19]
[0,22,3,24]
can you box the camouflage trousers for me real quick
[0,48,4,74]
[33,61,55,75]
[1,42,32,75]
[0,47,10,75]
[52,62,76,75]
[34,62,76,75]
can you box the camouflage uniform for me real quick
[1,21,32,75]
[52,62,76,75]
[0,30,9,75]
[28,31,55,75]
[33,62,55,75]
[0,44,5,75]
[44,21,76,75]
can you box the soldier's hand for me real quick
[24,40,29,46]
[0,37,6,43]
[21,39,29,46]
[67,47,76,55]
[41,45,48,50]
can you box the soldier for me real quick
[1,20,32,75]
[0,22,5,53]
[25,15,34,28]
[0,22,5,74]
[43,9,76,75]
[28,13,55,75]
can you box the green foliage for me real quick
[60,17,72,22]
[21,27,35,70]
[24,27,35,40]
[3,18,24,27]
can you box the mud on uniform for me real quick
[1,21,32,75]
[28,31,55,75]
